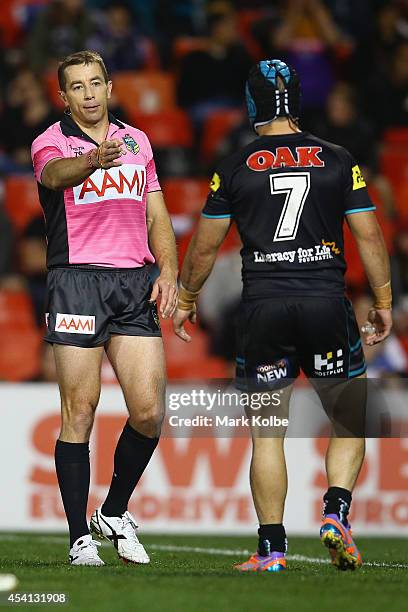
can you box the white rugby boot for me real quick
[69,534,104,566]
[90,508,150,564]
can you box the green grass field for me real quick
[1,533,407,611]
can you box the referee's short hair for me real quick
[58,50,109,91]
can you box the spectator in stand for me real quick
[0,206,14,284]
[1,69,60,171]
[18,215,47,328]
[313,83,377,171]
[198,248,242,371]
[312,82,395,219]
[86,2,147,73]
[352,1,408,84]
[253,0,350,125]
[177,10,252,125]
[362,40,408,133]
[391,225,408,306]
[27,0,93,73]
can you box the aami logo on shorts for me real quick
[314,350,343,376]
[256,359,288,383]
[73,164,146,205]
[55,313,95,335]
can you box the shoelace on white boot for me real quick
[120,512,140,542]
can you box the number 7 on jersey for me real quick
[270,172,310,242]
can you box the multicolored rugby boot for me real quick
[234,551,286,572]
[320,513,362,570]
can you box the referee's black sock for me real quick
[323,486,352,526]
[55,440,90,547]
[257,524,287,556]
[101,420,159,517]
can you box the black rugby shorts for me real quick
[44,266,161,347]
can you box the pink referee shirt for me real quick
[31,112,160,268]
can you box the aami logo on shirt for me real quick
[246,147,325,171]
[55,313,95,334]
[73,164,146,205]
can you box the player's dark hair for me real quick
[58,50,109,91]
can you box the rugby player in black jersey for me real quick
[173,60,392,572]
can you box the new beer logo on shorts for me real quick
[246,147,325,171]
[123,134,140,155]
[73,164,146,205]
[256,359,289,383]
[314,349,343,376]
[55,313,95,335]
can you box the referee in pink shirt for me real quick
[31,51,178,566]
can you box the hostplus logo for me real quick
[314,350,344,376]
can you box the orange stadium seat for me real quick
[139,38,160,70]
[380,147,408,192]
[112,71,176,115]
[130,109,193,148]
[237,9,264,59]
[395,183,408,224]
[0,290,41,381]
[172,37,209,63]
[383,128,408,147]
[4,175,42,233]
[201,109,244,163]
[162,178,209,215]
[160,319,229,379]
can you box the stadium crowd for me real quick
[0,0,407,381]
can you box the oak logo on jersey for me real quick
[352,164,366,190]
[210,172,221,192]
[55,313,95,335]
[73,164,146,205]
[123,134,140,155]
[314,349,344,376]
[247,147,325,171]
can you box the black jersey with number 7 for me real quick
[202,131,375,300]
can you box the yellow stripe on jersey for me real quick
[352,164,366,190]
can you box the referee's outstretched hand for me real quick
[173,307,196,342]
[97,139,125,168]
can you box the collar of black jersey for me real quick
[60,110,125,142]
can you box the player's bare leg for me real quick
[90,335,166,564]
[53,344,105,565]
[235,385,292,572]
[319,374,366,570]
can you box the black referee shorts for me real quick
[44,266,161,348]
[236,296,366,390]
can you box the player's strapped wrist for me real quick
[372,280,392,310]
[178,283,200,311]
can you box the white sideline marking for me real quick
[0,534,407,569]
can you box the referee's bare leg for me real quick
[53,344,104,547]
[100,334,166,517]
